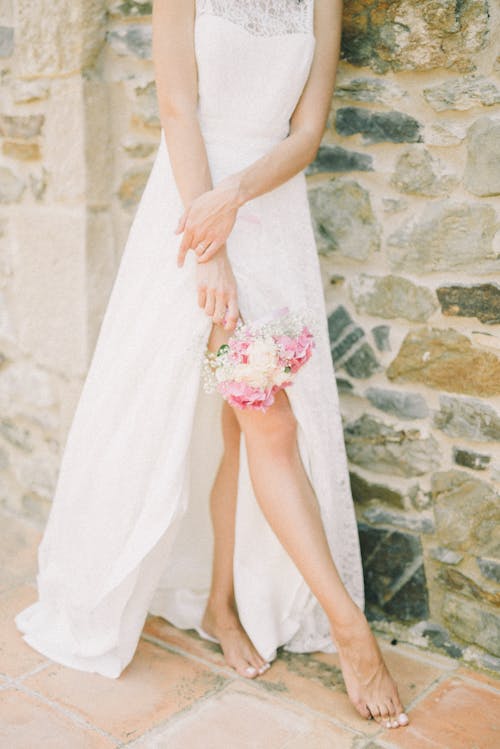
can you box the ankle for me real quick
[329,602,367,640]
[204,594,238,619]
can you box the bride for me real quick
[153,0,408,730]
[15,0,409,731]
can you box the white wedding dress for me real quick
[15,0,364,679]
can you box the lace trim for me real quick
[196,0,313,37]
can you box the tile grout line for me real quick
[118,678,246,748]
[140,631,241,682]
[448,672,500,697]
[141,633,370,738]
[3,678,122,746]
[239,676,374,739]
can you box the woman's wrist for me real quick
[216,173,248,210]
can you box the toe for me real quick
[379,706,393,730]
[356,702,372,720]
[239,663,258,678]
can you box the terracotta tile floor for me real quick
[2,511,500,749]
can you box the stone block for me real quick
[122,139,156,158]
[11,80,50,104]
[365,387,429,420]
[476,557,500,584]
[424,75,500,111]
[0,360,56,420]
[117,165,152,208]
[362,505,434,534]
[387,201,499,273]
[308,179,380,259]
[17,0,106,76]
[465,116,500,197]
[0,167,25,203]
[306,145,373,175]
[349,471,405,508]
[387,327,500,398]
[0,115,44,139]
[425,120,467,146]
[371,325,391,352]
[328,305,381,378]
[335,107,422,144]
[391,148,456,197]
[436,283,500,325]
[344,413,440,477]
[0,26,13,57]
[12,209,88,376]
[341,0,490,73]
[107,24,152,59]
[412,620,463,658]
[452,447,490,471]
[430,547,463,565]
[83,79,112,207]
[350,273,438,322]
[442,592,500,657]
[439,568,500,607]
[108,0,152,15]
[431,470,499,556]
[0,419,34,452]
[334,77,407,105]
[134,80,160,128]
[2,142,41,161]
[434,394,500,442]
[343,343,381,379]
[357,523,429,622]
[44,78,86,203]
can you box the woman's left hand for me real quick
[175,176,242,267]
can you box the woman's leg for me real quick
[201,324,270,678]
[232,388,409,729]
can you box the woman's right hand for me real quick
[195,245,239,331]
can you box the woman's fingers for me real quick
[224,294,239,331]
[204,288,216,318]
[174,211,187,235]
[212,294,227,326]
[196,239,222,263]
[197,284,207,310]
[177,230,195,267]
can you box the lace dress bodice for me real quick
[196,0,314,37]
[194,0,316,165]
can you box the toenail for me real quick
[398,712,409,725]
[244,666,257,676]
[391,720,399,728]
[384,720,392,728]
[258,663,270,674]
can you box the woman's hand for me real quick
[196,244,240,331]
[175,175,243,268]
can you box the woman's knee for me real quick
[236,390,298,453]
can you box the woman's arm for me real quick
[176,0,343,266]
[152,0,213,206]
[152,0,239,330]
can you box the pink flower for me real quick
[228,337,252,364]
[217,380,276,412]
[275,326,315,373]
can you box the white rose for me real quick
[247,338,278,374]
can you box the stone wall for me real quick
[0,0,499,672]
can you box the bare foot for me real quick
[331,607,409,729]
[201,602,271,679]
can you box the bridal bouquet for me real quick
[202,307,315,412]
